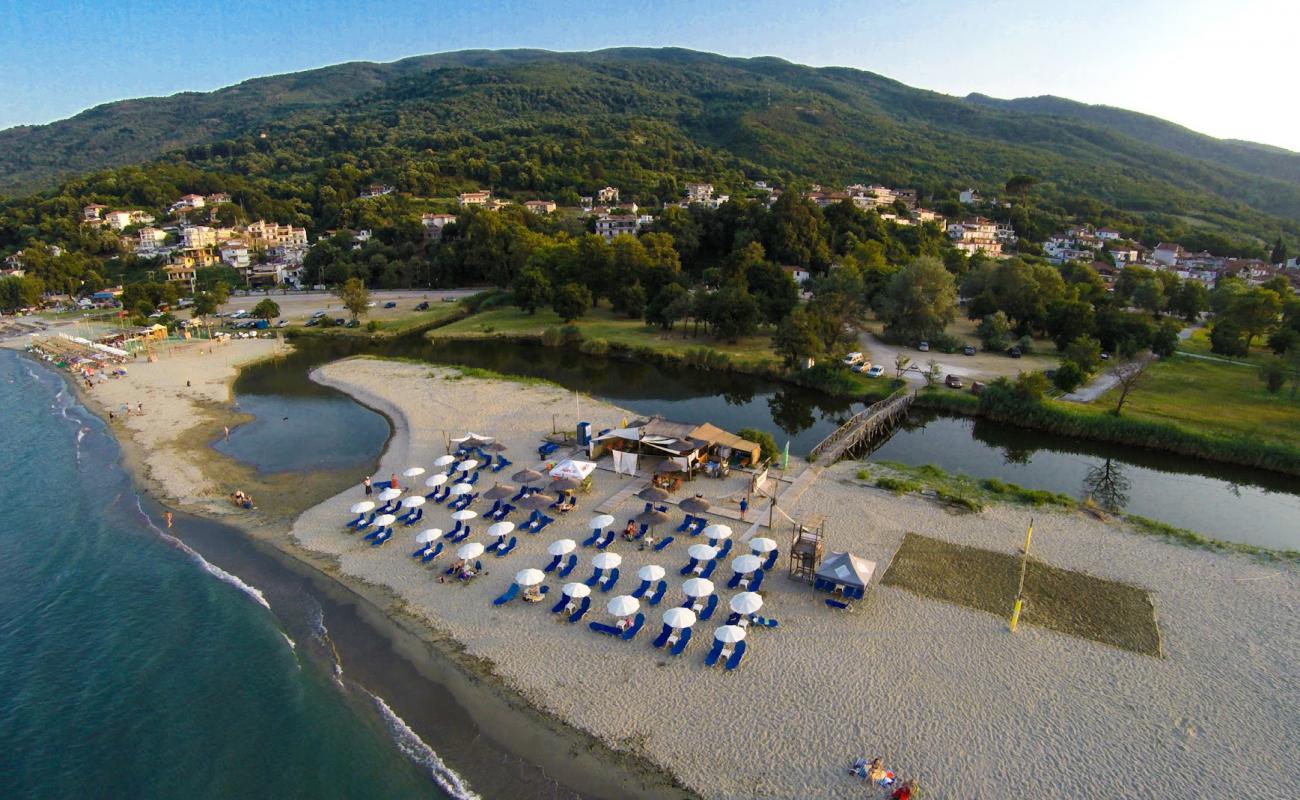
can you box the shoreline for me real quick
[17,340,689,800]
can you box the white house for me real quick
[684,183,714,204]
[523,200,557,214]
[421,213,457,239]
[1151,242,1182,267]
[596,186,620,205]
[1096,228,1121,241]
[82,203,107,221]
[959,188,981,205]
[136,227,167,252]
[595,214,639,241]
[104,210,134,230]
[181,226,217,250]
[947,218,1002,257]
[171,194,206,212]
[458,191,491,207]
[359,185,394,199]
[220,240,251,270]
[781,265,811,285]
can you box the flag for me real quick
[782,440,789,470]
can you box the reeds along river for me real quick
[230,334,1300,551]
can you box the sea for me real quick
[0,349,471,799]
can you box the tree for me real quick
[923,359,942,388]
[1013,371,1050,402]
[1132,279,1166,316]
[513,267,552,315]
[877,256,958,343]
[252,298,280,320]
[191,291,218,326]
[1045,298,1095,350]
[709,285,761,342]
[1083,458,1130,512]
[773,307,822,368]
[894,354,911,380]
[1004,175,1039,204]
[1109,354,1153,416]
[613,281,647,319]
[1259,357,1287,394]
[1053,361,1086,393]
[1063,335,1103,375]
[335,277,370,320]
[1271,237,1288,266]
[1225,288,1282,350]
[1169,281,1209,321]
[976,311,1012,351]
[645,283,688,329]
[1209,319,1249,357]
[1151,319,1181,358]
[551,282,591,322]
[765,192,829,269]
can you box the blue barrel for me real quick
[576,421,591,446]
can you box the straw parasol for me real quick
[350,501,375,514]
[702,524,733,541]
[749,537,778,554]
[515,568,545,587]
[415,529,442,544]
[548,538,577,556]
[562,582,591,599]
[403,467,426,478]
[688,543,719,562]
[591,552,622,570]
[588,514,615,530]
[730,592,764,615]
[731,554,762,574]
[483,442,508,453]
[637,564,666,582]
[424,473,449,488]
[457,542,485,560]
[714,624,747,644]
[662,606,697,629]
[460,436,491,449]
[450,509,477,522]
[636,508,670,526]
[681,577,715,598]
[518,493,555,510]
[637,486,670,502]
[512,467,545,484]
[483,483,516,500]
[607,595,639,617]
[400,495,426,509]
[679,495,710,514]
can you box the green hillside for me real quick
[1,47,1297,245]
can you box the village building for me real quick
[163,263,198,293]
[219,241,251,271]
[245,220,308,249]
[523,200,557,214]
[136,227,168,253]
[781,266,811,285]
[596,186,620,205]
[595,214,640,241]
[947,218,1003,256]
[458,191,491,207]
[1151,242,1182,267]
[82,204,107,221]
[959,188,982,205]
[359,185,394,199]
[170,194,206,213]
[421,213,458,239]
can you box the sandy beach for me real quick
[298,357,1300,800]
[18,328,1298,799]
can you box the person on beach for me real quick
[108,411,115,422]
[889,780,914,799]
[224,425,230,441]
[867,758,891,786]
[622,519,637,541]
[164,511,173,529]
[363,476,372,496]
[390,472,399,491]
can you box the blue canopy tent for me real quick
[813,551,875,600]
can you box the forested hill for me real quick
[1,47,1297,240]
[964,93,1300,188]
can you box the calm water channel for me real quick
[225,335,1300,551]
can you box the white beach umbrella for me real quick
[403,467,426,478]
[591,552,622,570]
[401,495,427,509]
[749,537,778,554]
[487,521,515,538]
[548,538,577,556]
[731,554,762,575]
[456,459,479,472]
[637,564,666,582]
[415,529,442,544]
[350,501,375,514]
[588,514,615,530]
[688,543,719,562]
[515,568,546,587]
[681,577,715,598]
[457,542,485,560]
[451,509,477,522]
[662,606,697,629]
[424,473,449,488]
[373,514,397,527]
[702,524,733,541]
[378,487,402,502]
[433,455,456,467]
[714,624,747,644]
[606,595,639,617]
[730,592,764,616]
[562,582,591,598]
[450,482,474,496]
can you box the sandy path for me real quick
[298,358,1300,800]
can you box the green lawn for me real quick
[431,303,784,369]
[1084,349,1300,450]
[296,303,464,338]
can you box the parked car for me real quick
[383,301,397,309]
[414,301,430,311]
[365,301,376,308]
[970,381,986,395]
[276,320,288,328]
[345,319,360,328]
[843,351,865,367]
[334,318,345,326]
[945,374,964,389]
[311,310,327,320]
[1100,352,1111,361]
[918,341,930,352]
[963,345,976,356]
[865,364,885,378]
[1007,346,1022,358]
[441,296,456,302]
[305,318,320,327]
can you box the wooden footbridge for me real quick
[809,390,915,463]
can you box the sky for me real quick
[2,0,1297,151]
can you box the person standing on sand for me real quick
[363,476,372,496]
[164,512,173,529]
[390,472,399,491]
[224,425,230,441]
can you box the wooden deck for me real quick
[809,390,915,463]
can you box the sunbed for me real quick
[669,626,692,656]
[647,581,667,606]
[597,568,620,592]
[589,621,621,636]
[653,536,674,552]
[493,584,520,606]
[567,596,591,622]
[676,514,696,533]
[620,613,645,640]
[724,640,747,671]
[703,639,726,667]
[495,537,518,557]
[420,542,445,563]
[556,554,578,577]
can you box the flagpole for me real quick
[1009,518,1034,633]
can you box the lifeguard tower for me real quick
[787,513,826,584]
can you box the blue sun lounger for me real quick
[696,594,719,620]
[363,525,384,541]
[724,640,747,671]
[651,623,673,648]
[556,554,578,577]
[493,583,520,605]
[551,594,570,613]
[595,531,615,549]
[679,558,700,576]
[353,512,377,531]
[726,570,745,590]
[490,503,514,522]
[583,569,603,587]
[370,528,392,546]
[486,500,502,518]
[714,539,732,559]
[582,528,602,547]
[533,515,553,534]
[676,514,696,533]
[825,598,851,610]
[544,554,563,573]
[403,508,423,526]
[631,578,653,598]
[669,626,693,656]
[699,559,717,579]
[492,455,511,473]
[495,537,518,557]
[420,542,445,563]
[485,538,502,553]
[703,638,726,667]
[687,517,707,536]
[589,621,621,636]
[346,512,368,528]
[466,472,480,485]
[653,536,674,552]
[567,596,590,623]
[647,581,667,606]
[449,528,470,543]
[620,613,645,640]
[597,568,620,592]
[444,520,463,538]
[538,441,559,458]
[760,550,778,571]
[635,524,648,540]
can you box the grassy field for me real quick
[1084,336,1300,451]
[881,533,1161,656]
[431,302,785,370]
[295,302,466,338]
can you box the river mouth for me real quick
[228,333,1300,551]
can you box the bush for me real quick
[540,326,564,347]
[682,347,732,371]
[1053,360,1086,393]
[366,320,380,332]
[578,338,610,356]
[928,332,963,354]
[1013,370,1051,401]
[976,312,1012,351]
[791,361,860,395]
[876,477,921,494]
[560,324,584,344]
[737,428,779,462]
[1014,334,1035,355]
[1259,357,1287,394]
[1210,320,1248,357]
[935,487,984,512]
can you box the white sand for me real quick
[298,358,1300,800]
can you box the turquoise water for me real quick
[0,351,451,799]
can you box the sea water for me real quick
[0,350,461,799]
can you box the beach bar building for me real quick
[813,551,876,600]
